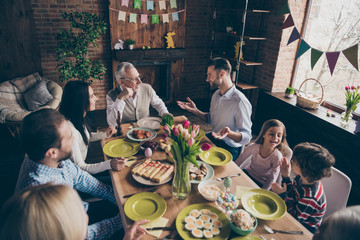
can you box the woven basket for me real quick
[296,78,324,109]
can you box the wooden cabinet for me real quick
[210,0,269,88]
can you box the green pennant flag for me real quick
[277,1,290,16]
[342,44,359,71]
[134,0,141,9]
[311,48,323,70]
[152,15,159,24]
[296,40,310,59]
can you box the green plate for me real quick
[231,236,262,240]
[194,129,206,141]
[102,139,140,158]
[127,127,157,142]
[176,204,231,240]
[124,192,167,221]
[241,189,287,220]
[198,147,233,166]
[190,160,214,184]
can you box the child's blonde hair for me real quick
[254,119,288,153]
[0,183,88,240]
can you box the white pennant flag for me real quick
[162,14,169,23]
[118,11,126,21]
[159,1,166,10]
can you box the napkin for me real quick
[141,217,169,238]
[235,185,252,202]
[125,159,137,167]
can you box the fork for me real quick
[216,173,241,181]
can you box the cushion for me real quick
[24,80,54,111]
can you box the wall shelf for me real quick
[114,48,186,61]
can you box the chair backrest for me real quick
[322,167,352,218]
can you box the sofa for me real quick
[0,73,62,136]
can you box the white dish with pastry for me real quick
[131,159,174,186]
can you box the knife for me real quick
[123,188,156,198]
[145,227,175,231]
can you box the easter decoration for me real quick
[223,177,232,191]
[114,39,124,50]
[165,31,176,48]
[145,148,153,159]
[234,41,245,60]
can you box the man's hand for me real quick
[280,157,291,178]
[118,84,134,101]
[123,219,149,240]
[105,126,117,137]
[212,127,231,140]
[177,97,198,113]
[271,182,287,195]
[110,157,127,171]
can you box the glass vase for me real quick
[172,160,191,200]
[340,108,353,127]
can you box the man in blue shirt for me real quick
[15,109,122,240]
[177,57,252,160]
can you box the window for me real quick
[293,0,360,113]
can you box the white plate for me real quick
[127,127,157,142]
[137,117,162,130]
[132,162,174,186]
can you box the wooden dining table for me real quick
[101,116,313,240]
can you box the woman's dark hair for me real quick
[292,142,335,183]
[20,109,65,161]
[59,81,91,145]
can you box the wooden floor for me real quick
[0,102,211,208]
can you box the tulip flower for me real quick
[163,125,170,135]
[188,138,195,147]
[201,143,211,151]
[191,129,196,138]
[183,120,190,129]
[177,124,184,134]
[173,126,179,136]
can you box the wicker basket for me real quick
[296,78,324,109]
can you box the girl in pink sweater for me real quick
[235,119,290,190]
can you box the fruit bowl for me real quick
[140,141,159,152]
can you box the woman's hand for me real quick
[123,219,149,240]
[106,126,117,137]
[110,157,127,171]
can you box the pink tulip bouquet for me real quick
[162,120,211,199]
[342,86,360,123]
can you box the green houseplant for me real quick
[125,39,136,50]
[56,12,107,83]
[285,87,295,98]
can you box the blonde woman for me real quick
[0,183,148,240]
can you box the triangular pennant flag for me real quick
[129,13,137,23]
[326,52,340,76]
[277,1,290,16]
[162,14,169,23]
[170,0,177,9]
[141,14,148,24]
[121,0,129,7]
[159,0,166,10]
[118,11,126,21]
[147,1,154,10]
[172,12,179,21]
[342,44,359,70]
[296,40,310,59]
[311,48,323,70]
[282,14,294,30]
[287,27,300,45]
[152,15,159,24]
[134,0,141,9]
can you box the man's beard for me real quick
[58,149,72,163]
[209,75,220,90]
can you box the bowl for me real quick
[198,180,226,201]
[229,209,257,236]
[140,141,159,152]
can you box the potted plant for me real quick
[285,87,295,98]
[125,39,136,50]
[56,11,107,83]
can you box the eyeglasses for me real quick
[120,76,142,83]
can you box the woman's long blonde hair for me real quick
[0,183,88,240]
[254,119,288,153]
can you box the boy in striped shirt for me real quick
[271,142,335,233]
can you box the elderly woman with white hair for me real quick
[106,62,169,126]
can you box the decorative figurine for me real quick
[114,39,124,50]
[224,177,232,191]
[165,31,176,48]
[234,41,245,60]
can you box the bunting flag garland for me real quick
[326,52,341,75]
[147,1,154,10]
[311,48,323,70]
[159,1,166,10]
[118,11,126,21]
[296,40,310,59]
[152,14,159,24]
[170,0,177,9]
[134,0,141,9]
[162,14,169,23]
[287,27,300,45]
[342,45,359,70]
[141,14,148,24]
[129,13,137,23]
[121,0,129,7]
[280,1,359,75]
[172,12,179,21]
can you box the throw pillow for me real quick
[24,80,53,111]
